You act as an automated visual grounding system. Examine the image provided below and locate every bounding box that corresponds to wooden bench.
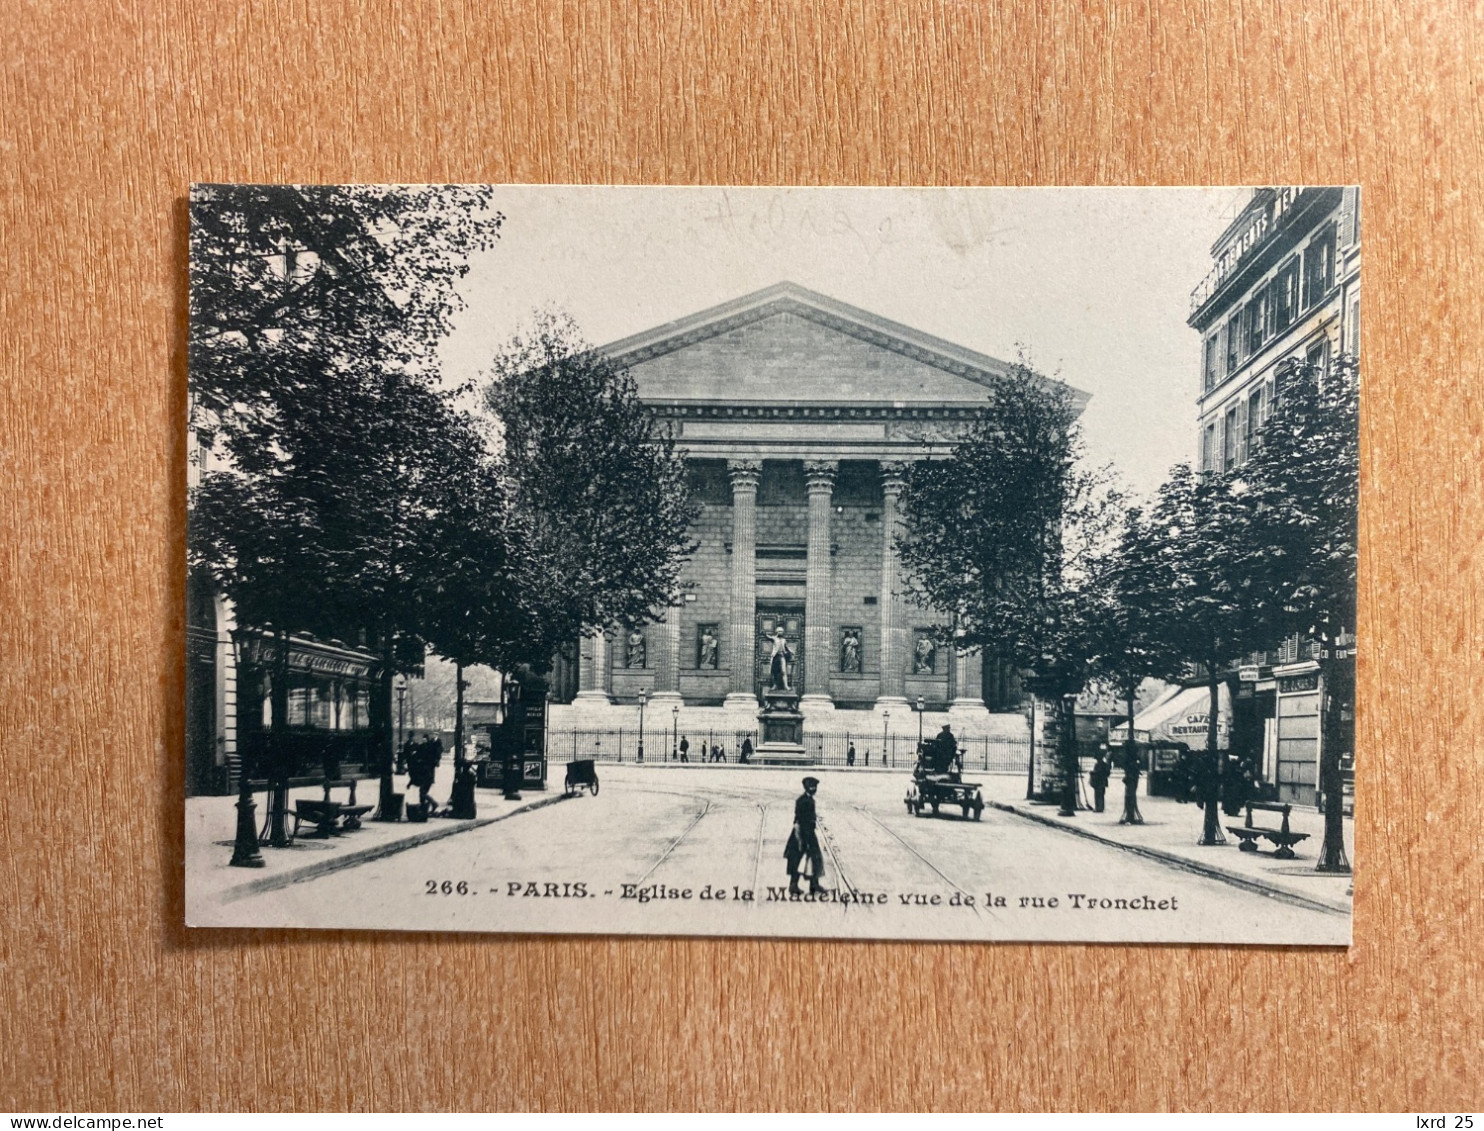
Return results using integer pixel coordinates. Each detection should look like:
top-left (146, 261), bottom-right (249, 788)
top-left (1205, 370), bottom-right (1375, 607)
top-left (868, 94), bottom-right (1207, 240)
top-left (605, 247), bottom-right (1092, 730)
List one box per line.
top-left (1227, 800), bottom-right (1311, 859)
top-left (288, 780), bottom-right (372, 839)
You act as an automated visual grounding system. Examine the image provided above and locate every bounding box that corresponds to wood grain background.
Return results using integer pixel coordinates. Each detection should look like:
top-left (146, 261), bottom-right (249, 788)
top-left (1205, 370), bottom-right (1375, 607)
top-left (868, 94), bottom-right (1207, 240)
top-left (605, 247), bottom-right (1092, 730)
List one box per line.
top-left (2, 0), bottom-right (1480, 1112)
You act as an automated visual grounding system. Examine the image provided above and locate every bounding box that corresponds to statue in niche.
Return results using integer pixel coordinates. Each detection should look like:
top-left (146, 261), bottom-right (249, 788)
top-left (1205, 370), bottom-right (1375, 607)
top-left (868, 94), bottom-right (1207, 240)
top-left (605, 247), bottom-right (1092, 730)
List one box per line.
top-left (697, 625), bottom-right (719, 669)
top-left (626, 629), bottom-right (647, 669)
top-left (839, 627), bottom-right (862, 674)
top-left (914, 633), bottom-right (937, 675)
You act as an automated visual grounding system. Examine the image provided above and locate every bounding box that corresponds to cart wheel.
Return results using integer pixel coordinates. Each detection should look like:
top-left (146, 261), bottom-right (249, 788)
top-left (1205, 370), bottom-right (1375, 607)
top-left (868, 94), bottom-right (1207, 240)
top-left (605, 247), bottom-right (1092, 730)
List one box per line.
top-left (590, 776), bottom-right (600, 797)
top-left (564, 777), bottom-right (575, 797)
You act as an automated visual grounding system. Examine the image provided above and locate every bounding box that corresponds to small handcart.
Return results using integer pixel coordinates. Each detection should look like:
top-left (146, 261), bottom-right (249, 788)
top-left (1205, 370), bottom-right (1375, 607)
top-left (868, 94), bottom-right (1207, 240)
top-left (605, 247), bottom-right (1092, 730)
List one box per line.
top-left (564, 758), bottom-right (600, 797)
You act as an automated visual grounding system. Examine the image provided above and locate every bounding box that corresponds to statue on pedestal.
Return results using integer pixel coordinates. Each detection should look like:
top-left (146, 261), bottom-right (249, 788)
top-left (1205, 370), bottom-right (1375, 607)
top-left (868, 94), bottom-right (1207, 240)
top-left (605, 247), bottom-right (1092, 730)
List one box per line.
top-left (768, 627), bottom-right (793, 691)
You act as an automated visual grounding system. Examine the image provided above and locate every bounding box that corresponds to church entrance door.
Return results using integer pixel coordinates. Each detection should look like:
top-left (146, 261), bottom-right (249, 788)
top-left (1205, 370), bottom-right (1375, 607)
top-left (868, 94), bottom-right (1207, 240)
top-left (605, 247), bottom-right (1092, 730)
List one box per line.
top-left (755, 606), bottom-right (804, 698)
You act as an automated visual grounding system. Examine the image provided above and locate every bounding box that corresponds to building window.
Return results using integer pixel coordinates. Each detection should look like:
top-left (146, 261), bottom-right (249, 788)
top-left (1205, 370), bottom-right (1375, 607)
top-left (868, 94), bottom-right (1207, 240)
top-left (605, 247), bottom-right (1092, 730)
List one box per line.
top-left (1306, 338), bottom-right (1330, 375)
top-left (1225, 315), bottom-right (1242, 374)
top-left (1247, 291), bottom-right (1268, 355)
top-left (1201, 421), bottom-right (1217, 473)
top-left (1273, 256), bottom-right (1300, 332)
top-left (1246, 385), bottom-right (1265, 454)
top-left (1303, 225), bottom-right (1337, 309)
top-left (1223, 405), bottom-right (1238, 470)
top-left (1204, 334), bottom-right (1221, 393)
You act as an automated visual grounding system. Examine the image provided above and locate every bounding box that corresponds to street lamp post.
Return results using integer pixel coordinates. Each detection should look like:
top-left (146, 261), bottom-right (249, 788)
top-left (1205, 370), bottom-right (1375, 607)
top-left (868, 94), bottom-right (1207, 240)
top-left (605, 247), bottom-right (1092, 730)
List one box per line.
top-left (228, 628), bottom-right (265, 868)
top-left (637, 689), bottom-right (647, 763)
top-left (395, 674), bottom-right (408, 755)
top-left (672, 705), bottom-right (679, 761)
top-left (916, 695), bottom-right (925, 755)
top-left (502, 675), bottom-right (523, 801)
top-left (883, 710), bottom-right (890, 768)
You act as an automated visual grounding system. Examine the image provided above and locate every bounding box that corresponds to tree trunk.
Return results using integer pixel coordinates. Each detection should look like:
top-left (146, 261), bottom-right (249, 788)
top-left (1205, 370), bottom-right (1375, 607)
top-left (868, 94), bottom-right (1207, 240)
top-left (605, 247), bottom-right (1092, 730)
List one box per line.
top-left (375, 635), bottom-right (397, 819)
top-left (1315, 656), bottom-right (1352, 873)
top-left (454, 662), bottom-right (466, 772)
top-left (1120, 684), bottom-right (1143, 825)
top-left (1198, 668), bottom-right (1226, 845)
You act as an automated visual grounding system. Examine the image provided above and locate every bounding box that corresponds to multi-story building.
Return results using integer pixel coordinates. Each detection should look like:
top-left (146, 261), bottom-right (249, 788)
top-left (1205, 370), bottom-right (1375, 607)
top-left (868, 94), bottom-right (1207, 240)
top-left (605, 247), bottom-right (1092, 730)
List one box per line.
top-left (1187, 186), bottom-right (1360, 805)
top-left (1190, 185), bottom-right (1360, 476)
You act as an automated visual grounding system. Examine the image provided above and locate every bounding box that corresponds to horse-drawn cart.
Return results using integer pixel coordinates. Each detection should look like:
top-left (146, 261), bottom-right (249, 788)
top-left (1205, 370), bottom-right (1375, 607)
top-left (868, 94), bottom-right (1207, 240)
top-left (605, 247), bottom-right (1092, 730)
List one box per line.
top-left (564, 758), bottom-right (600, 797)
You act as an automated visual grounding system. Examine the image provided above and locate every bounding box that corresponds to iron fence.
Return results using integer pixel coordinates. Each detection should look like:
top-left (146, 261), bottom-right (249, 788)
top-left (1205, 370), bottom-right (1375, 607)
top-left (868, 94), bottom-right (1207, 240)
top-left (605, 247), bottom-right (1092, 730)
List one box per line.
top-left (548, 728), bottom-right (1030, 772)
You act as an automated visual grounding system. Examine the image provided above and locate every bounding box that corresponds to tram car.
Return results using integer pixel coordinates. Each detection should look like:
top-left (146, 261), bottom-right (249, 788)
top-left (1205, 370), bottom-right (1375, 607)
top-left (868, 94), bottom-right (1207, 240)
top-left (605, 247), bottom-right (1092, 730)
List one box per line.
top-left (904, 731), bottom-right (985, 821)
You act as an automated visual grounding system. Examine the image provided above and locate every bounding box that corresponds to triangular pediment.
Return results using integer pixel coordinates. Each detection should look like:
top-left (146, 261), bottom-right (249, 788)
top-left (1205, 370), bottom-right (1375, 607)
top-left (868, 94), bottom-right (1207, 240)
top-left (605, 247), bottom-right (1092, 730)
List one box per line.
top-left (599, 283), bottom-right (1088, 409)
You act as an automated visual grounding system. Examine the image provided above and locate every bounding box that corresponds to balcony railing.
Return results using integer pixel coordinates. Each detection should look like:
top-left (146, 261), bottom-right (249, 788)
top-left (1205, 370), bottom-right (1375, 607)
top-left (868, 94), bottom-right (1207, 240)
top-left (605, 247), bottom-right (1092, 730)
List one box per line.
top-left (1189, 187), bottom-right (1304, 314)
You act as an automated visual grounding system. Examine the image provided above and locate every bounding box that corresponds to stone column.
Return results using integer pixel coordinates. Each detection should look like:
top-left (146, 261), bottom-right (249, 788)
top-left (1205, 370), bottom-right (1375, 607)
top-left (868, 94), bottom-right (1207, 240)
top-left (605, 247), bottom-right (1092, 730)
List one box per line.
top-left (724, 460), bottom-right (762, 711)
top-left (649, 608), bottom-right (684, 708)
top-left (801, 460), bottom-right (837, 712)
top-left (949, 641), bottom-right (991, 727)
top-left (574, 630), bottom-right (612, 703)
top-left (875, 462), bottom-right (911, 710)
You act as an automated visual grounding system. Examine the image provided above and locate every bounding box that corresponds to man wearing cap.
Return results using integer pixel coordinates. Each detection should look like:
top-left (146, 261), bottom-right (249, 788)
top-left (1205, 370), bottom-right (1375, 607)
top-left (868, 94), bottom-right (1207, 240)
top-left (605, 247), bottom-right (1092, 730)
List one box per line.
top-left (784, 776), bottom-right (827, 895)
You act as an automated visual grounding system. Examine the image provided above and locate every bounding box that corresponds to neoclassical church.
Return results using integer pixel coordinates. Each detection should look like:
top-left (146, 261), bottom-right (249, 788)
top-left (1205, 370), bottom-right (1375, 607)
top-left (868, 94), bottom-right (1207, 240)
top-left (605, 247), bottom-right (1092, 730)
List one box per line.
top-left (549, 283), bottom-right (1088, 741)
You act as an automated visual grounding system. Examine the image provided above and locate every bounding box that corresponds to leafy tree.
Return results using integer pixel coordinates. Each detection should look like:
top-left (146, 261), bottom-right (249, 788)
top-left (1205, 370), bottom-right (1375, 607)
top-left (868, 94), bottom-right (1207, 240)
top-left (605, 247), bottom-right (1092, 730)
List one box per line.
top-left (1091, 504), bottom-right (1186, 823)
top-left (485, 313), bottom-right (697, 660)
top-left (897, 365), bottom-right (1124, 815)
top-left (188, 184), bottom-right (501, 822)
top-left (415, 443), bottom-right (523, 773)
top-left (1141, 463), bottom-right (1264, 844)
top-left (1233, 356), bottom-right (1359, 872)
top-left (189, 183), bottom-right (499, 429)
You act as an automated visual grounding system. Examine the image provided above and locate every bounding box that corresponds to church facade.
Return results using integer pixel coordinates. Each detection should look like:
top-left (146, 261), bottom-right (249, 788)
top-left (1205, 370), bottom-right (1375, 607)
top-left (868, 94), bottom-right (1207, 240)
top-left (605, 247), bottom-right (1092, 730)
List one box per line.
top-left (550, 283), bottom-right (1088, 739)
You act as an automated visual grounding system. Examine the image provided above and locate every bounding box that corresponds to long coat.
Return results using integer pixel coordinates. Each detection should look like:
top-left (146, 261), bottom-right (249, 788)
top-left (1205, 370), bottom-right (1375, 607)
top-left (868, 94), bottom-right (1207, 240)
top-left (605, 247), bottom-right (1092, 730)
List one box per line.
top-left (783, 791), bottom-right (820, 872)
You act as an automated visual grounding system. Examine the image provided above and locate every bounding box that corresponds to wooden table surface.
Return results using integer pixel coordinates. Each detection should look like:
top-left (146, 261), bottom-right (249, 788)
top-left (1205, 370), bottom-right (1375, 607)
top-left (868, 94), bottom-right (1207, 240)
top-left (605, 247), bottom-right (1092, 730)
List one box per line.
top-left (2, 0), bottom-right (1480, 1113)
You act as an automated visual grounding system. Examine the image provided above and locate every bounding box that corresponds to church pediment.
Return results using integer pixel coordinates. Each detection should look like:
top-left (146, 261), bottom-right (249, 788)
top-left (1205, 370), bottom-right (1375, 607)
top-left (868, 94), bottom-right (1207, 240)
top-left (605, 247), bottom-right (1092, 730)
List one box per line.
top-left (601, 283), bottom-right (1088, 411)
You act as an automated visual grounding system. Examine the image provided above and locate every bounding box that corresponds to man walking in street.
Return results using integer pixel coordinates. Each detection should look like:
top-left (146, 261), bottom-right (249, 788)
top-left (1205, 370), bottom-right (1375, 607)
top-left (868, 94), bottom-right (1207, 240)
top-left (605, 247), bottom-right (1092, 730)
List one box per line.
top-left (784, 777), bottom-right (827, 895)
top-left (678, 735), bottom-right (689, 763)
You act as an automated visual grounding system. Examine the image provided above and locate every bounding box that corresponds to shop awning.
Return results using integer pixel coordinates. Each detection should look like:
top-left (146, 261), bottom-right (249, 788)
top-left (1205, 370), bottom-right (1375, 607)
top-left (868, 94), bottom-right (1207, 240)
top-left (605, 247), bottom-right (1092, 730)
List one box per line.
top-left (1112, 683), bottom-right (1231, 749)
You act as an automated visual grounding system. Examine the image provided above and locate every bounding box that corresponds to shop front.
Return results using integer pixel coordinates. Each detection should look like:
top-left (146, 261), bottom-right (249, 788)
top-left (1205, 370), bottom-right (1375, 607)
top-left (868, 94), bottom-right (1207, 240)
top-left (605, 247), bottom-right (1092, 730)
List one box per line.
top-left (235, 633), bottom-right (381, 783)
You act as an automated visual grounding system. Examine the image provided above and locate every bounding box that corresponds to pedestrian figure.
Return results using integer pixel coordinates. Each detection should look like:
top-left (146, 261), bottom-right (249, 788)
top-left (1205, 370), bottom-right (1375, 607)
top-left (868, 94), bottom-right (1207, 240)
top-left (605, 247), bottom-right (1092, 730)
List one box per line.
top-left (407, 734), bottom-right (441, 811)
top-left (678, 735), bottom-right (689, 763)
top-left (928, 724), bottom-right (959, 775)
top-left (698, 739), bottom-right (708, 763)
top-left (714, 743), bottom-right (726, 763)
top-left (784, 777), bottom-right (827, 895)
top-left (739, 736), bottom-right (753, 764)
top-left (395, 737), bottom-right (414, 776)
top-left (1090, 746), bottom-right (1111, 813)
top-left (863, 748), bottom-right (870, 767)
top-left (846, 742), bottom-right (856, 767)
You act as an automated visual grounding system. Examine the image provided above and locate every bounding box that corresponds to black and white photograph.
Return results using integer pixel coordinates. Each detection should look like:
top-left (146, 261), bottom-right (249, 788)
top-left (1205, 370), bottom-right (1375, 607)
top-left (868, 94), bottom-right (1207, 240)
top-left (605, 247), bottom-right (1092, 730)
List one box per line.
top-left (185, 185), bottom-right (1358, 944)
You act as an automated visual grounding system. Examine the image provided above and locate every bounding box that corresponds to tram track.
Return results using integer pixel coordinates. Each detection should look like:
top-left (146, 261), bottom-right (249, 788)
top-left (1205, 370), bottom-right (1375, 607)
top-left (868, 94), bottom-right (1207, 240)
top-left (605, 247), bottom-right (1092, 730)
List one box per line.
top-left (632, 798), bottom-right (712, 887)
top-left (851, 805), bottom-right (982, 915)
top-left (816, 817), bottom-right (859, 899)
top-left (750, 803), bottom-right (769, 903)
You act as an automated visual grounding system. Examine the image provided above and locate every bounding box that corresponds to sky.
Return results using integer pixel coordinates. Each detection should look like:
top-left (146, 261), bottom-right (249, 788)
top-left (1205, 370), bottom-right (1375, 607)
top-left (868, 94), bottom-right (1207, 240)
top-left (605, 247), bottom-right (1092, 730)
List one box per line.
top-left (439, 186), bottom-right (1247, 500)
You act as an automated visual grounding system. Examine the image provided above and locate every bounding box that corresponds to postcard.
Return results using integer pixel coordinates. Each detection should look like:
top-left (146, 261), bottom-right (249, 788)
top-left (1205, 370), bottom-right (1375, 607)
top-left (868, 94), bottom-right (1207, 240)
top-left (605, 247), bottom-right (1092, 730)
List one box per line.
top-left (185, 185), bottom-right (1356, 943)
